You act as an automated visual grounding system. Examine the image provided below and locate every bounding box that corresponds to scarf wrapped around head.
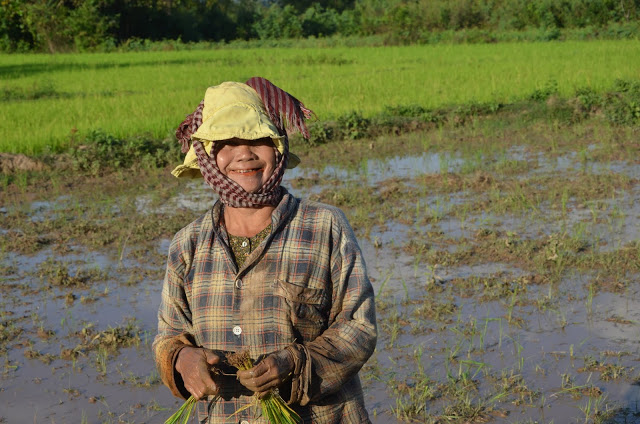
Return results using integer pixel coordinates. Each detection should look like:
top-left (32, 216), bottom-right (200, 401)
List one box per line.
top-left (174, 78), bottom-right (312, 208)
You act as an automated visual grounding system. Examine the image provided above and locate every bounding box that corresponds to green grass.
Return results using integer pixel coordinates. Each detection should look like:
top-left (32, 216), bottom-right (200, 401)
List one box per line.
top-left (1, 39), bottom-right (640, 154)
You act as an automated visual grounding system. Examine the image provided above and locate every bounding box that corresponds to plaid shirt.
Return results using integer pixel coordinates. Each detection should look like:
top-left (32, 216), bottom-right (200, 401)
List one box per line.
top-left (153, 189), bottom-right (377, 424)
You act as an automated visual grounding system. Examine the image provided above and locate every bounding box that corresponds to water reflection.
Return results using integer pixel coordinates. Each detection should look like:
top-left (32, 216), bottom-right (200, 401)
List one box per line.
top-left (287, 152), bottom-right (465, 186)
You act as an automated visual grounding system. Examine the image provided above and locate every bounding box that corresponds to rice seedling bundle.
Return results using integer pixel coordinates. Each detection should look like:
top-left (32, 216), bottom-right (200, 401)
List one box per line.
top-left (165, 395), bottom-right (197, 424)
top-left (164, 350), bottom-right (300, 424)
top-left (227, 350), bottom-right (302, 424)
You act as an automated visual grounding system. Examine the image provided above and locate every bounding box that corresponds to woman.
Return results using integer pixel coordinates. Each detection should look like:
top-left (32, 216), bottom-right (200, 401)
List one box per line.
top-left (153, 77), bottom-right (377, 423)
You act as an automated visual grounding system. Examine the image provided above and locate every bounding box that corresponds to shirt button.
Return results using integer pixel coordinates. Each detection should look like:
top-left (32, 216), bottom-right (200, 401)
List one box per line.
top-left (241, 240), bottom-right (248, 248)
top-left (235, 279), bottom-right (243, 289)
top-left (233, 326), bottom-right (242, 335)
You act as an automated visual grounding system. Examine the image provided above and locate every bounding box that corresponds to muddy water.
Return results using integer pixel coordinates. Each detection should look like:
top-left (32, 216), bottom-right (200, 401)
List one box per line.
top-left (2, 144), bottom-right (640, 423)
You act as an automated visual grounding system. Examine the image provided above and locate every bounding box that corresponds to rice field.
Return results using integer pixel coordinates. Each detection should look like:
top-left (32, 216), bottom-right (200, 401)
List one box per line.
top-left (1, 40), bottom-right (640, 154)
top-left (2, 115), bottom-right (640, 423)
top-left (2, 39), bottom-right (640, 423)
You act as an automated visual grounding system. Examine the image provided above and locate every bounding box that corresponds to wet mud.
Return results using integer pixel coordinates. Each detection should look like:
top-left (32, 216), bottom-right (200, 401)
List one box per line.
top-left (1, 120), bottom-right (640, 423)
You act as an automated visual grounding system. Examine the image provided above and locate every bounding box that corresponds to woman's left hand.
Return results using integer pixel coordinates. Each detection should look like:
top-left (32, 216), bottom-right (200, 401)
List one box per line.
top-left (237, 349), bottom-right (294, 397)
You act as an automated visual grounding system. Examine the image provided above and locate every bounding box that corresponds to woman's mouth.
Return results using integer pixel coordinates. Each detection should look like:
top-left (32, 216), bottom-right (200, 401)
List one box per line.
top-left (230, 168), bottom-right (262, 177)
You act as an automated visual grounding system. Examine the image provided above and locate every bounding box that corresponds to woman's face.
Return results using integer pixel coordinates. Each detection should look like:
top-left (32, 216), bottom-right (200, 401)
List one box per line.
top-left (214, 137), bottom-right (277, 193)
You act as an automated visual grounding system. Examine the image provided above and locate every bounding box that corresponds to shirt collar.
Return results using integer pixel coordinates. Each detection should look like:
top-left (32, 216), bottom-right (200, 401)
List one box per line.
top-left (209, 187), bottom-right (298, 235)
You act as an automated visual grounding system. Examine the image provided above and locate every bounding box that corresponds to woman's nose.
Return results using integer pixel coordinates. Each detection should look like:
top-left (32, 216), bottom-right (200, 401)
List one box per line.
top-left (235, 144), bottom-right (257, 159)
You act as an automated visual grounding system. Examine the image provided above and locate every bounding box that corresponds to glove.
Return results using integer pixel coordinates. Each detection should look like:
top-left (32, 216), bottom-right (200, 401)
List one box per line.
top-left (236, 348), bottom-right (295, 398)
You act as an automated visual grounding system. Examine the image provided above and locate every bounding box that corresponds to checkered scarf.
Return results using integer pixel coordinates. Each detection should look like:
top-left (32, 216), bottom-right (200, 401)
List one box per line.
top-left (175, 78), bottom-right (312, 208)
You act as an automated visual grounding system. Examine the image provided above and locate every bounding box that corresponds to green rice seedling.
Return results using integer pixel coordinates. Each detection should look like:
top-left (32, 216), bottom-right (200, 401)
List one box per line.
top-left (440, 393), bottom-right (488, 423)
top-left (10, 41), bottom-right (639, 154)
top-left (383, 307), bottom-right (403, 349)
top-left (165, 396), bottom-right (198, 424)
top-left (561, 187), bottom-right (570, 218)
top-left (400, 278), bottom-right (409, 303)
top-left (390, 347), bottom-right (437, 422)
top-left (599, 362), bottom-right (628, 381)
top-left (506, 290), bottom-right (518, 325)
top-left (478, 317), bottom-right (500, 352)
top-left (227, 350), bottom-right (301, 424)
top-left (585, 283), bottom-right (595, 315)
top-left (578, 393), bottom-right (617, 424)
top-left (94, 346), bottom-right (108, 375)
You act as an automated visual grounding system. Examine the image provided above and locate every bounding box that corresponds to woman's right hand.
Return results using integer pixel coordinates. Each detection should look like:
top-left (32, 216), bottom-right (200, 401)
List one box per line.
top-left (175, 346), bottom-right (224, 400)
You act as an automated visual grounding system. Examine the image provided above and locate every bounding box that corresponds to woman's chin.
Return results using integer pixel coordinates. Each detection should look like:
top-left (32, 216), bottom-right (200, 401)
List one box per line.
top-left (232, 181), bottom-right (262, 194)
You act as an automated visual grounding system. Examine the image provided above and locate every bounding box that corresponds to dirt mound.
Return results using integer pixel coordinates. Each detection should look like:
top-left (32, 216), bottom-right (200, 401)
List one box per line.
top-left (0, 153), bottom-right (46, 173)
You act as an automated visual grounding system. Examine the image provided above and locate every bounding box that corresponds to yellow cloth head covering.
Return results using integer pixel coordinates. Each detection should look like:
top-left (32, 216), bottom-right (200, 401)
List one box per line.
top-left (172, 81), bottom-right (300, 179)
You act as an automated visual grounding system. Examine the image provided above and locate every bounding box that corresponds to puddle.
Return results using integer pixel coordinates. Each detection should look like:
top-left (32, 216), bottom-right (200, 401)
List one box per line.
top-left (287, 151), bottom-right (466, 186)
top-left (136, 179), bottom-right (217, 214)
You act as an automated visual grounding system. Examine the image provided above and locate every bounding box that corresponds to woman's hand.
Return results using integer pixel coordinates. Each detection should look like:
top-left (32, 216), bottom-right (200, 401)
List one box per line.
top-left (237, 349), bottom-right (295, 397)
top-left (175, 346), bottom-right (223, 400)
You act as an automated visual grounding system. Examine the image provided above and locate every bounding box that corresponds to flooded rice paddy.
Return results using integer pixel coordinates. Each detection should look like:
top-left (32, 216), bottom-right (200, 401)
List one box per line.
top-left (1, 122), bottom-right (640, 423)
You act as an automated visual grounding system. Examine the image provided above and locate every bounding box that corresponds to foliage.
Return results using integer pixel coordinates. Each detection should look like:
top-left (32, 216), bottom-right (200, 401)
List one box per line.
top-left (300, 3), bottom-right (340, 37)
top-left (602, 79), bottom-right (640, 125)
top-left (1, 0), bottom-right (640, 52)
top-left (529, 79), bottom-right (560, 101)
top-left (354, 0), bottom-right (640, 43)
top-left (253, 4), bottom-right (303, 39)
top-left (307, 121), bottom-right (336, 145)
top-left (0, 0), bottom-right (33, 52)
top-left (382, 105), bottom-right (442, 123)
top-left (574, 87), bottom-right (602, 117)
top-left (338, 111), bottom-right (370, 139)
top-left (65, 0), bottom-right (118, 52)
top-left (253, 3), bottom-right (357, 39)
top-left (71, 130), bottom-right (180, 175)
top-left (18, 0), bottom-right (116, 53)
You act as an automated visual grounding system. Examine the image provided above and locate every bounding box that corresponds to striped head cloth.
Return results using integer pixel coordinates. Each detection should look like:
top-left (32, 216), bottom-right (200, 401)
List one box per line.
top-left (174, 78), bottom-right (312, 208)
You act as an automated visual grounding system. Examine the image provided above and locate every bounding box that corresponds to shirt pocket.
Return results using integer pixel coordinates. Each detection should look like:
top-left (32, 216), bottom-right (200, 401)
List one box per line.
top-left (274, 279), bottom-right (327, 341)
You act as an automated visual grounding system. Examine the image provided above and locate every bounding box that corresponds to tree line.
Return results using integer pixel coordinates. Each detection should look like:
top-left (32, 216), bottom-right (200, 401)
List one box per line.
top-left (1, 0), bottom-right (639, 53)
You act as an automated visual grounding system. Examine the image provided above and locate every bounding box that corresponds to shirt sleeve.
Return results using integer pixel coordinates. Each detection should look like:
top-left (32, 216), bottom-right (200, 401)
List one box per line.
top-left (152, 228), bottom-right (197, 399)
top-left (291, 209), bottom-right (378, 405)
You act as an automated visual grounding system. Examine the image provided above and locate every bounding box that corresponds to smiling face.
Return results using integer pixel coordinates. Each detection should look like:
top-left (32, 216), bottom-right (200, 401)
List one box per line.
top-left (214, 137), bottom-right (277, 193)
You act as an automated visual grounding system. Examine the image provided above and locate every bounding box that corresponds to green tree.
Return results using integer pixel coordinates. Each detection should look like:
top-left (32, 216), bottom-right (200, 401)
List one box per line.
top-left (274, 0), bottom-right (354, 13)
top-left (300, 3), bottom-right (339, 36)
top-left (21, 0), bottom-right (70, 52)
top-left (19, 0), bottom-right (116, 52)
top-left (253, 4), bottom-right (303, 39)
top-left (66, 0), bottom-right (117, 51)
top-left (0, 0), bottom-right (34, 51)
